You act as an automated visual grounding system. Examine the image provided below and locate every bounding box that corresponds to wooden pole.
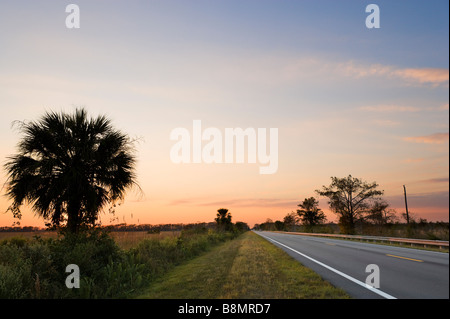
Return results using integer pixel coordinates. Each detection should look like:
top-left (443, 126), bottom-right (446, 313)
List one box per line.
top-left (403, 185), bottom-right (410, 224)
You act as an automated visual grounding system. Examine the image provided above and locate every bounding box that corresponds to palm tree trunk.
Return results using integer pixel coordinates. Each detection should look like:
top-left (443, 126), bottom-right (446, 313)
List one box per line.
top-left (67, 200), bottom-right (81, 233)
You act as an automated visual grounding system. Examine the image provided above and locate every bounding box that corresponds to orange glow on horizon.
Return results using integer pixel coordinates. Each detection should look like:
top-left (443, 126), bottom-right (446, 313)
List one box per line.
top-left (1, 195), bottom-right (448, 229)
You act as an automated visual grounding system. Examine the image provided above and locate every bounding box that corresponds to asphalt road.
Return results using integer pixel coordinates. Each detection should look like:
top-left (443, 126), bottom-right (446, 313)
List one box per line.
top-left (255, 231), bottom-right (449, 299)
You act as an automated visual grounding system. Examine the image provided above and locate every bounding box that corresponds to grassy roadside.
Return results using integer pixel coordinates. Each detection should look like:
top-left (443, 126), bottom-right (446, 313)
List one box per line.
top-left (137, 231), bottom-right (350, 299)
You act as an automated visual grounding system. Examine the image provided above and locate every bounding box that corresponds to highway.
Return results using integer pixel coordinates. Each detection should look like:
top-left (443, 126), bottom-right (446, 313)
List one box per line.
top-left (255, 231), bottom-right (449, 299)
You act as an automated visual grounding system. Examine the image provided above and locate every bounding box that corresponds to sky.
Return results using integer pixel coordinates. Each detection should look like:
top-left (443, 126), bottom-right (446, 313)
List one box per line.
top-left (0, 0), bottom-right (448, 228)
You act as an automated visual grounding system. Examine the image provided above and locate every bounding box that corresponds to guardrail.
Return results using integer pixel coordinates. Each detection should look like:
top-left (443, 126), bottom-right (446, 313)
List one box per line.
top-left (276, 231), bottom-right (449, 250)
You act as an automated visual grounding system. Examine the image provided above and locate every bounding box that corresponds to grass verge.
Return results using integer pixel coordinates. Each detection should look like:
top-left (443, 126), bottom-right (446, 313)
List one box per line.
top-left (137, 231), bottom-right (350, 299)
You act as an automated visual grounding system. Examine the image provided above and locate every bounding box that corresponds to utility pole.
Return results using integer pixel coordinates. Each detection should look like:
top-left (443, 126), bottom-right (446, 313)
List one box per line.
top-left (403, 185), bottom-right (410, 225)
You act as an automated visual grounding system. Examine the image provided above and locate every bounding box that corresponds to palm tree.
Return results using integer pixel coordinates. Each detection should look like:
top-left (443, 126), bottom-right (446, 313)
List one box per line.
top-left (215, 208), bottom-right (232, 230)
top-left (4, 108), bottom-right (139, 233)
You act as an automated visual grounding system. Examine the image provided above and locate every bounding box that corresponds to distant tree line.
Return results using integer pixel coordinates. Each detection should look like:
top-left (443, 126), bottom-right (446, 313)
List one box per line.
top-left (255, 175), bottom-right (446, 236)
top-left (0, 226), bottom-right (43, 232)
top-left (0, 209), bottom-right (250, 234)
top-left (1, 208), bottom-right (251, 234)
top-left (104, 222), bottom-right (217, 233)
top-left (0, 220), bottom-right (249, 234)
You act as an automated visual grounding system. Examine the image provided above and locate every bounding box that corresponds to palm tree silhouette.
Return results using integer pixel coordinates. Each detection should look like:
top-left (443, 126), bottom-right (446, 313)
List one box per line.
top-left (4, 108), bottom-right (139, 233)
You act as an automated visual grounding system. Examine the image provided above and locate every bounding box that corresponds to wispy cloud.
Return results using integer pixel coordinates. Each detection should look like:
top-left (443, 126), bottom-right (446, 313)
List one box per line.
top-left (359, 105), bottom-right (422, 113)
top-left (358, 103), bottom-right (450, 119)
top-left (403, 158), bottom-right (425, 164)
top-left (169, 197), bottom-right (299, 209)
top-left (421, 177), bottom-right (449, 184)
top-left (393, 68), bottom-right (449, 86)
top-left (372, 119), bottom-right (401, 127)
top-left (200, 198), bottom-right (299, 208)
top-left (385, 191), bottom-right (449, 209)
top-left (337, 61), bottom-right (448, 87)
top-left (439, 103), bottom-right (449, 111)
top-left (208, 56), bottom-right (449, 89)
top-left (404, 133), bottom-right (449, 144)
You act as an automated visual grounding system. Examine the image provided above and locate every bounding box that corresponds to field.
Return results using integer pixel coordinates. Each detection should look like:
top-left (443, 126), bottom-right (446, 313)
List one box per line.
top-left (109, 231), bottom-right (181, 249)
top-left (0, 231), bottom-right (58, 241)
top-left (0, 230), bottom-right (181, 250)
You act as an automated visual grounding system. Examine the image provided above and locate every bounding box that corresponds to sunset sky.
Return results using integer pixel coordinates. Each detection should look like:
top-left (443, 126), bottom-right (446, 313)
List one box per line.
top-left (0, 0), bottom-right (448, 228)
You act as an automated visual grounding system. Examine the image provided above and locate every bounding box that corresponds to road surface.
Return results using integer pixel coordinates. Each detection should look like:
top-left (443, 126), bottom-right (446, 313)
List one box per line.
top-left (255, 231), bottom-right (449, 299)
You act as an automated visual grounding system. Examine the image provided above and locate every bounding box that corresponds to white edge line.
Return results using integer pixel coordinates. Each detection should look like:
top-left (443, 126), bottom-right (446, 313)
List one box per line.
top-left (257, 232), bottom-right (397, 299)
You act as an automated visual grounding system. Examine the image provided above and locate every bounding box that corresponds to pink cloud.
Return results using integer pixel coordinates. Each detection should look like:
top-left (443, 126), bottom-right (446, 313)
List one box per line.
top-left (338, 61), bottom-right (448, 87)
top-left (403, 158), bottom-right (425, 164)
top-left (404, 133), bottom-right (449, 144)
top-left (360, 105), bottom-right (421, 113)
top-left (439, 103), bottom-right (449, 111)
top-left (394, 68), bottom-right (449, 86)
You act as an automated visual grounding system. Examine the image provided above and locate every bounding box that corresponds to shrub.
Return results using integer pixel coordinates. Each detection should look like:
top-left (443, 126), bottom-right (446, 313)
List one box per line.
top-left (0, 244), bottom-right (33, 298)
top-left (0, 228), bottom-right (242, 298)
top-left (49, 229), bottom-right (121, 276)
top-left (0, 264), bottom-right (32, 298)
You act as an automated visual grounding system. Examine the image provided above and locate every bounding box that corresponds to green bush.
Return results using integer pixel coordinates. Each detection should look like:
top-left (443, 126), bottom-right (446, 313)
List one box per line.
top-left (48, 229), bottom-right (123, 298)
top-left (0, 240), bottom-right (56, 298)
top-left (1, 236), bottom-right (28, 247)
top-left (0, 229), bottom-right (124, 298)
top-left (0, 228), bottom-right (243, 298)
top-left (98, 254), bottom-right (146, 298)
top-left (0, 264), bottom-right (32, 298)
top-left (50, 229), bottom-right (121, 273)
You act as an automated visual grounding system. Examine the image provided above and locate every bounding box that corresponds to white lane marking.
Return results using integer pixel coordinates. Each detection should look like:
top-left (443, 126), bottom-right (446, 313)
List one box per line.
top-left (257, 232), bottom-right (397, 299)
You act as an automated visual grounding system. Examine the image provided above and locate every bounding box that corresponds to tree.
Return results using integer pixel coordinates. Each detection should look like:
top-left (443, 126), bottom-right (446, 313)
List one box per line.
top-left (258, 218), bottom-right (275, 231)
top-left (234, 221), bottom-right (250, 232)
top-left (365, 199), bottom-right (397, 225)
top-left (316, 175), bottom-right (383, 234)
top-left (215, 208), bottom-right (232, 230)
top-left (283, 211), bottom-right (299, 231)
top-left (4, 108), bottom-right (139, 233)
top-left (296, 197), bottom-right (326, 228)
top-left (274, 220), bottom-right (285, 231)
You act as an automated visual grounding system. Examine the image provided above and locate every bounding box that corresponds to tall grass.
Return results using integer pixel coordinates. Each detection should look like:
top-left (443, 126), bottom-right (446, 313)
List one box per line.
top-left (0, 227), bottom-right (241, 298)
top-left (110, 230), bottom-right (180, 250)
